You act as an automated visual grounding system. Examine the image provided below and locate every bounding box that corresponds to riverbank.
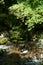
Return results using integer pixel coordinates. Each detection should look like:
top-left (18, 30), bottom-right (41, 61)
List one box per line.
top-left (0, 42), bottom-right (43, 65)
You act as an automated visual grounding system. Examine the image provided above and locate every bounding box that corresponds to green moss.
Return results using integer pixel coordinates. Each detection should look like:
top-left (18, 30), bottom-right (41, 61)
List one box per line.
top-left (0, 38), bottom-right (8, 45)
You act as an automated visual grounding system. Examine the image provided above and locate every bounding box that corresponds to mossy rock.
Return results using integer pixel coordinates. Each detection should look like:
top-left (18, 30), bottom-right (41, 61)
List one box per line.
top-left (0, 38), bottom-right (8, 45)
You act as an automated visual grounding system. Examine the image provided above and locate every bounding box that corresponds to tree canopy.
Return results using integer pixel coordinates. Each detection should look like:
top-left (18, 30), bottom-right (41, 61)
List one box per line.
top-left (0, 0), bottom-right (43, 43)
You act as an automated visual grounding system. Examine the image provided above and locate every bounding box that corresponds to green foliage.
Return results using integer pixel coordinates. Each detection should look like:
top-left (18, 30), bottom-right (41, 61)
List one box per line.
top-left (0, 0), bottom-right (4, 4)
top-left (41, 63), bottom-right (43, 65)
top-left (0, 0), bottom-right (43, 43)
top-left (9, 30), bottom-right (23, 43)
top-left (9, 2), bottom-right (43, 31)
top-left (0, 38), bottom-right (8, 44)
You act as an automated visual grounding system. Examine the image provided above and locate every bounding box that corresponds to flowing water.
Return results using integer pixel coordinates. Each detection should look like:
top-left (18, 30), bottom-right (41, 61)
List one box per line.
top-left (21, 58), bottom-right (41, 65)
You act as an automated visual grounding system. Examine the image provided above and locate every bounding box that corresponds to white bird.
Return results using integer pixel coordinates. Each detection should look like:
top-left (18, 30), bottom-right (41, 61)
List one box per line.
top-left (21, 50), bottom-right (28, 54)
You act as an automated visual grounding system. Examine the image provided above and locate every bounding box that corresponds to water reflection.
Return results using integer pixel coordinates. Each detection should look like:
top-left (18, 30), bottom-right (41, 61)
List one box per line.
top-left (21, 57), bottom-right (41, 65)
top-left (32, 56), bottom-right (41, 62)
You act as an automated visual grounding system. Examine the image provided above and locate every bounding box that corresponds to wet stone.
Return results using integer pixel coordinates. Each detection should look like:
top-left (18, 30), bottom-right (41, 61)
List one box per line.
top-left (21, 58), bottom-right (41, 65)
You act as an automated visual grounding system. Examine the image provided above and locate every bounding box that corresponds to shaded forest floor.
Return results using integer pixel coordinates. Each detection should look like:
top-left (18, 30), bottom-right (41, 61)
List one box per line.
top-left (0, 30), bottom-right (43, 65)
top-left (1, 43), bottom-right (43, 65)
